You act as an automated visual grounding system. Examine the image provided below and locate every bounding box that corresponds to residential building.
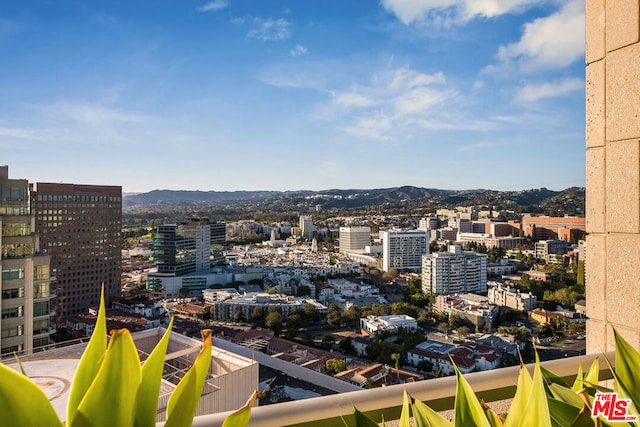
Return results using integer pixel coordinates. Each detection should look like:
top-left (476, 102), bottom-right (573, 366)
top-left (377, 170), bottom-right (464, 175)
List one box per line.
top-left (487, 282), bottom-right (537, 311)
top-left (381, 229), bottom-right (429, 272)
top-left (339, 226), bottom-right (371, 253)
top-left (421, 246), bottom-right (487, 294)
top-left (202, 288), bottom-right (240, 303)
top-left (299, 215), bottom-right (314, 241)
top-left (434, 294), bottom-right (497, 332)
top-left (30, 181), bottom-right (121, 318)
top-left (0, 166), bottom-right (55, 356)
top-left (407, 340), bottom-right (503, 375)
top-left (209, 293), bottom-right (326, 322)
top-left (535, 239), bottom-right (569, 263)
top-left (359, 314), bottom-right (417, 336)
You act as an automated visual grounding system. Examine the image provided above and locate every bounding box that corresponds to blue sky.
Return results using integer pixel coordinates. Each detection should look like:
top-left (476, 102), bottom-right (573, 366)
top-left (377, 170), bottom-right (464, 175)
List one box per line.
top-left (1, 0), bottom-right (585, 193)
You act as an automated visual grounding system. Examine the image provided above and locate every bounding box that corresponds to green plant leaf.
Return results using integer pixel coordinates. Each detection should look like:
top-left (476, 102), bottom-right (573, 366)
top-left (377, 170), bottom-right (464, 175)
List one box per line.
top-left (453, 364), bottom-right (491, 427)
top-left (547, 397), bottom-right (581, 427)
top-left (164, 329), bottom-right (213, 427)
top-left (73, 329), bottom-right (142, 427)
top-left (548, 383), bottom-right (584, 408)
top-left (505, 355), bottom-right (552, 427)
top-left (612, 329), bottom-right (640, 416)
top-left (399, 389), bottom-right (411, 427)
top-left (0, 362), bottom-right (63, 427)
top-left (67, 285), bottom-right (108, 426)
top-left (541, 366), bottom-right (570, 389)
top-left (135, 316), bottom-right (174, 427)
top-left (572, 360), bottom-right (584, 392)
top-left (481, 400), bottom-right (504, 427)
top-left (411, 393), bottom-right (453, 427)
top-left (503, 364), bottom-right (532, 427)
top-left (348, 406), bottom-right (380, 427)
top-left (583, 359), bottom-right (599, 393)
top-left (221, 389), bottom-right (265, 427)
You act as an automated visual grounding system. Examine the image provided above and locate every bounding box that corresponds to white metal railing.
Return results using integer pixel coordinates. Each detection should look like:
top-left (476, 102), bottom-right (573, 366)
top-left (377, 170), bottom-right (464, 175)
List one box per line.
top-left (175, 352), bottom-right (614, 427)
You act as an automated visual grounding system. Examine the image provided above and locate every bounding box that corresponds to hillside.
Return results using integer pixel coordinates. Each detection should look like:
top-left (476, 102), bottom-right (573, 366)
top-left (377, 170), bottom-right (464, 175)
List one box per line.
top-left (123, 186), bottom-right (585, 220)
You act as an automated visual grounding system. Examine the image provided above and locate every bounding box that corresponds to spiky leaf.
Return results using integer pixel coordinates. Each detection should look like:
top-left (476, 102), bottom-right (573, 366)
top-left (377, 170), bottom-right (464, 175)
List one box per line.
top-left (453, 365), bottom-right (491, 427)
top-left (481, 400), bottom-right (504, 427)
top-left (135, 316), bottom-right (174, 427)
top-left (67, 285), bottom-right (107, 426)
top-left (572, 360), bottom-right (584, 392)
top-left (411, 393), bottom-right (453, 427)
top-left (222, 389), bottom-right (265, 427)
top-left (612, 329), bottom-right (640, 415)
top-left (74, 329), bottom-right (142, 427)
top-left (503, 364), bottom-right (532, 427)
top-left (0, 362), bottom-right (63, 427)
top-left (164, 329), bottom-right (213, 427)
top-left (349, 406), bottom-right (380, 427)
top-left (398, 389), bottom-right (411, 427)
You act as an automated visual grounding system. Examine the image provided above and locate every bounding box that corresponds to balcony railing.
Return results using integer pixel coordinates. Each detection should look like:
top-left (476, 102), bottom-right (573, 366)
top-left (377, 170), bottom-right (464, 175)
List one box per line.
top-left (178, 352), bottom-right (614, 427)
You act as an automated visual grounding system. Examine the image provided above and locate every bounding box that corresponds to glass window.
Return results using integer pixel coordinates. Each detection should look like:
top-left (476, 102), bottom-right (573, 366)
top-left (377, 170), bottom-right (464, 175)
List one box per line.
top-left (33, 283), bottom-right (50, 299)
top-left (33, 265), bottom-right (50, 280)
top-left (1, 325), bottom-right (23, 338)
top-left (2, 268), bottom-right (25, 280)
top-left (1, 288), bottom-right (24, 299)
top-left (1, 306), bottom-right (23, 319)
top-left (33, 301), bottom-right (50, 317)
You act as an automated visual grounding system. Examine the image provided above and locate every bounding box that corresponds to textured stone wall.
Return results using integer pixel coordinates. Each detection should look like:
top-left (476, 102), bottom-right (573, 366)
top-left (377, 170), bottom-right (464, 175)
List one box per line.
top-left (586, 0), bottom-right (640, 353)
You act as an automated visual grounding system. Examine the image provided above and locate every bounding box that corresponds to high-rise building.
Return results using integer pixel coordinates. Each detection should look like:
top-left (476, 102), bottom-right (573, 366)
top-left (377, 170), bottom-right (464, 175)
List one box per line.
top-left (422, 245), bottom-right (487, 294)
top-left (30, 182), bottom-right (122, 319)
top-left (148, 218), bottom-right (226, 295)
top-left (339, 226), bottom-right (371, 253)
top-left (299, 215), bottom-right (315, 241)
top-left (1, 166), bottom-right (55, 356)
top-left (299, 215), bottom-right (314, 240)
top-left (381, 229), bottom-right (430, 272)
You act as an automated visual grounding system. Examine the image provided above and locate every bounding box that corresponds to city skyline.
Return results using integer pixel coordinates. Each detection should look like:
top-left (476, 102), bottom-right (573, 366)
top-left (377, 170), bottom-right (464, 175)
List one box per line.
top-left (2, 1), bottom-right (585, 193)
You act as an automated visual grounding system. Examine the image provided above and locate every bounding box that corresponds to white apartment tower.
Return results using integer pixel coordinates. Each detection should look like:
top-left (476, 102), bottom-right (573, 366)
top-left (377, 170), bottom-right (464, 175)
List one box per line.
top-left (339, 226), bottom-right (371, 253)
top-left (299, 215), bottom-right (314, 241)
top-left (381, 229), bottom-right (430, 272)
top-left (422, 245), bottom-right (487, 294)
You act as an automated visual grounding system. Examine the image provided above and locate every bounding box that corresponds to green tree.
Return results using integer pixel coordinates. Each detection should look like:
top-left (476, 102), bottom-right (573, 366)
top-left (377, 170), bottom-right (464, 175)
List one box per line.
top-left (391, 302), bottom-right (419, 318)
top-left (327, 310), bottom-right (342, 326)
top-left (265, 311), bottom-right (284, 335)
top-left (286, 313), bottom-right (305, 331)
top-left (325, 358), bottom-right (346, 375)
top-left (341, 306), bottom-right (360, 326)
top-left (250, 307), bottom-right (264, 325)
top-left (233, 310), bottom-right (246, 323)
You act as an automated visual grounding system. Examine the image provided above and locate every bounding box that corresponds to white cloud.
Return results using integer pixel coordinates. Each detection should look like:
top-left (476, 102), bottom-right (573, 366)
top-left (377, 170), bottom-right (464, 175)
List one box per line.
top-left (380, 0), bottom-right (543, 26)
top-left (497, 0), bottom-right (585, 70)
top-left (198, 0), bottom-right (228, 12)
top-left (333, 92), bottom-right (376, 107)
top-left (514, 78), bottom-right (584, 103)
top-left (290, 44), bottom-right (308, 57)
top-left (247, 18), bottom-right (290, 41)
top-left (328, 67), bottom-right (462, 140)
top-left (0, 127), bottom-right (42, 140)
top-left (53, 102), bottom-right (148, 125)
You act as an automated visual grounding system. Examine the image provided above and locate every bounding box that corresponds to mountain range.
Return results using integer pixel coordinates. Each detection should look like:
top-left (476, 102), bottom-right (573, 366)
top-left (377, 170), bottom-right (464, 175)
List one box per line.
top-left (123, 186), bottom-right (585, 215)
